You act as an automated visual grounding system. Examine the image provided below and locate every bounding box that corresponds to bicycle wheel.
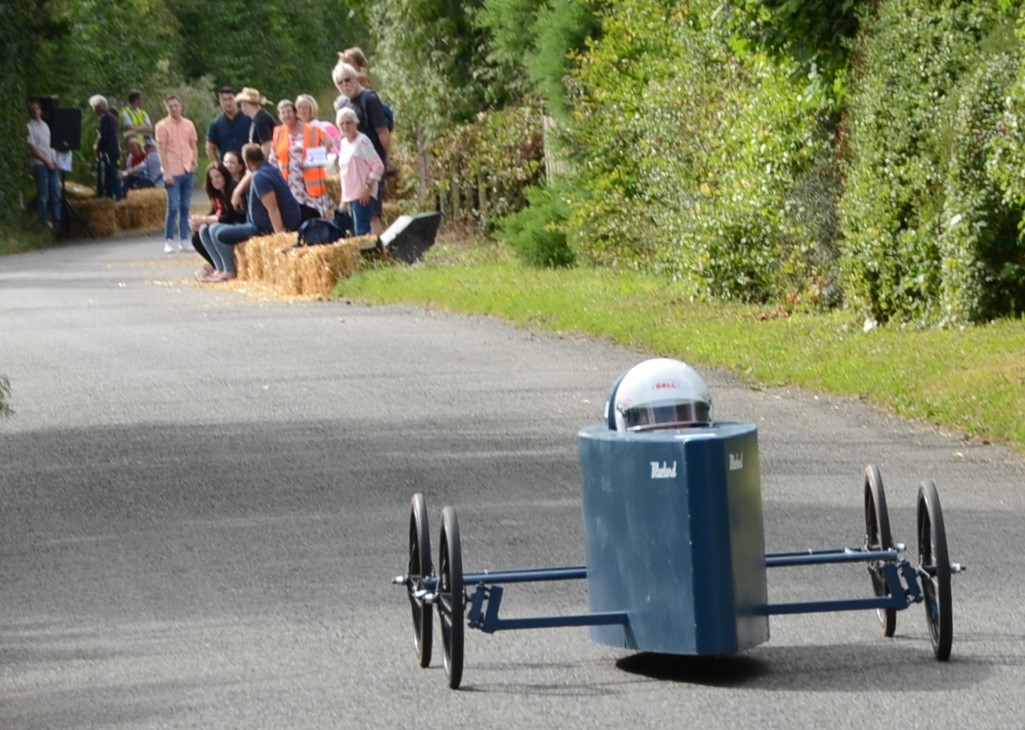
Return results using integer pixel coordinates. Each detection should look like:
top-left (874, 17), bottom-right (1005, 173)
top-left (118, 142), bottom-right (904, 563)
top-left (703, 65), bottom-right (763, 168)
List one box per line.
top-left (408, 493), bottom-right (433, 668)
top-left (917, 481), bottom-right (952, 661)
top-left (438, 506), bottom-right (464, 689)
top-left (864, 464), bottom-right (897, 637)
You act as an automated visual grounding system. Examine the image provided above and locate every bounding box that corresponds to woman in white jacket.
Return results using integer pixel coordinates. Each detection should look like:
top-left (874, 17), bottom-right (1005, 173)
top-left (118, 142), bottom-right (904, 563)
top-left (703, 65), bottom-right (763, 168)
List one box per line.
top-left (335, 107), bottom-right (384, 236)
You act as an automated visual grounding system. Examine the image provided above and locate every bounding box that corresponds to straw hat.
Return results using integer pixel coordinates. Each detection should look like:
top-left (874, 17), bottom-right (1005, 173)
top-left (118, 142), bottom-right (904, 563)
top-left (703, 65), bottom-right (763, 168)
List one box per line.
top-left (235, 87), bottom-right (268, 105)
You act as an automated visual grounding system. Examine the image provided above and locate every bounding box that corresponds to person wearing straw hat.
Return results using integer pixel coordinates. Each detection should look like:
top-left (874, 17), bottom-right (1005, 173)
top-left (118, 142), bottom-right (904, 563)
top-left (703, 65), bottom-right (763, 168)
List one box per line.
top-left (235, 87), bottom-right (275, 157)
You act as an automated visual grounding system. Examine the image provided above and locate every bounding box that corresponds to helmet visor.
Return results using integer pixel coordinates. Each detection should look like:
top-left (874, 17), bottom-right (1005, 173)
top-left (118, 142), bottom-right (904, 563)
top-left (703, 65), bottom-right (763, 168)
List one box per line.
top-left (622, 401), bottom-right (711, 431)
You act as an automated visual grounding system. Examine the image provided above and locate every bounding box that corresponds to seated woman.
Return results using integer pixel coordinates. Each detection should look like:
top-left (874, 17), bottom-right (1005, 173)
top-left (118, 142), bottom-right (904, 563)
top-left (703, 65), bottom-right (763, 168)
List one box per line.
top-left (222, 149), bottom-right (245, 185)
top-left (269, 99), bottom-right (336, 221)
top-left (121, 138), bottom-right (163, 190)
top-left (335, 107), bottom-right (384, 236)
top-left (189, 163), bottom-right (244, 280)
top-left (122, 134), bottom-right (146, 170)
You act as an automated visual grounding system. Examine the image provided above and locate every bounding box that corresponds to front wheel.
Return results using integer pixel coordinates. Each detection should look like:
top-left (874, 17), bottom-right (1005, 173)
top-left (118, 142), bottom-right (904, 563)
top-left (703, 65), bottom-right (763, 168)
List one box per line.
top-left (917, 481), bottom-right (952, 661)
top-left (864, 465), bottom-right (897, 637)
top-left (438, 506), bottom-right (464, 689)
top-left (408, 493), bottom-right (433, 668)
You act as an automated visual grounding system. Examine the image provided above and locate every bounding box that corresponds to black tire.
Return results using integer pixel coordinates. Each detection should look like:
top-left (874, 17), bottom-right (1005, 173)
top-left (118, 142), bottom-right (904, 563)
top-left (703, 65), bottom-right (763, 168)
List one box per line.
top-left (408, 493), bottom-right (433, 668)
top-left (917, 481), bottom-right (953, 661)
top-left (864, 465), bottom-right (897, 637)
top-left (438, 506), bottom-right (465, 690)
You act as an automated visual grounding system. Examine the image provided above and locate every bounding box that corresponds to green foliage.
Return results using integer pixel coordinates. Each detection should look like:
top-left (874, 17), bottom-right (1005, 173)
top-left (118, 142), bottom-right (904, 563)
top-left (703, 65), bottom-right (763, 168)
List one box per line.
top-left (839, 0), bottom-right (1020, 324)
top-left (24, 0), bottom-right (179, 104)
top-left (731, 0), bottom-right (866, 84)
top-left (0, 0), bottom-right (37, 220)
top-left (427, 105), bottom-right (546, 233)
top-left (564, 0), bottom-right (839, 304)
top-left (370, 0), bottom-right (492, 148)
top-left (477, 0), bottom-right (603, 120)
top-left (497, 184), bottom-right (575, 267)
top-left (939, 48), bottom-right (1024, 322)
top-left (169, 0), bottom-right (364, 103)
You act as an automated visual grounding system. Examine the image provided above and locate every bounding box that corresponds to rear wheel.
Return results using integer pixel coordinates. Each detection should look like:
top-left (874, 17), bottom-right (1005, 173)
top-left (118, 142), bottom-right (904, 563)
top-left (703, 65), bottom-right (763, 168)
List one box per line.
top-left (408, 493), bottom-right (433, 668)
top-left (864, 465), bottom-right (897, 637)
top-left (438, 506), bottom-right (464, 689)
top-left (917, 481), bottom-right (952, 661)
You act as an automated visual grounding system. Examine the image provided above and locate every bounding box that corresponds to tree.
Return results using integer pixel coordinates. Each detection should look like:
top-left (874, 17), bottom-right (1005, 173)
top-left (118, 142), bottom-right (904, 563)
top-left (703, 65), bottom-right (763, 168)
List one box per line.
top-left (476, 0), bottom-right (603, 120)
top-left (168, 0), bottom-right (367, 102)
top-left (0, 0), bottom-right (45, 220)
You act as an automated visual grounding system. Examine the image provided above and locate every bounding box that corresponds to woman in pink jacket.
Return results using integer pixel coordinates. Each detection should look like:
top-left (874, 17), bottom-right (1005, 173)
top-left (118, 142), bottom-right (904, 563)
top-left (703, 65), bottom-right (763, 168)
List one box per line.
top-left (335, 107), bottom-right (384, 236)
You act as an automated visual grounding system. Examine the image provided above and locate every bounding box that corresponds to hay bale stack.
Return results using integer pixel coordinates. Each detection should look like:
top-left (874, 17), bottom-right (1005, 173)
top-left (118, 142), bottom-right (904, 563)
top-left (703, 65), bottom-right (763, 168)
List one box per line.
top-left (235, 232), bottom-right (290, 283)
top-left (64, 182), bottom-right (96, 200)
top-left (292, 239), bottom-right (362, 295)
top-left (325, 175), bottom-right (340, 203)
top-left (235, 232), bottom-right (363, 297)
top-left (72, 197), bottom-right (118, 237)
top-left (117, 188), bottom-right (166, 231)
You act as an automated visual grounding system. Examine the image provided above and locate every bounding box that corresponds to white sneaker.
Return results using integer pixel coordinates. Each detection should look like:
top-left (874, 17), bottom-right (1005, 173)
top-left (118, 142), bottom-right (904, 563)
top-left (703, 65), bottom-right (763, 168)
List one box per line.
top-left (178, 240), bottom-right (192, 252)
top-left (163, 240), bottom-right (175, 254)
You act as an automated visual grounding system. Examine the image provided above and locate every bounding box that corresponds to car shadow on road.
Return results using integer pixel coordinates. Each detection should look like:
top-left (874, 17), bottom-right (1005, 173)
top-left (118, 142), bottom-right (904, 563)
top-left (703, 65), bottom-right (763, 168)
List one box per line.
top-left (616, 639), bottom-right (991, 691)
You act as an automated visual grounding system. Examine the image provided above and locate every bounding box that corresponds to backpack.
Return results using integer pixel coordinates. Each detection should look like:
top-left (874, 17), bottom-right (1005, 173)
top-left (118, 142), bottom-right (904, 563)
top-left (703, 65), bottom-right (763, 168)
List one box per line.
top-left (382, 101), bottom-right (394, 132)
top-left (295, 217), bottom-right (346, 247)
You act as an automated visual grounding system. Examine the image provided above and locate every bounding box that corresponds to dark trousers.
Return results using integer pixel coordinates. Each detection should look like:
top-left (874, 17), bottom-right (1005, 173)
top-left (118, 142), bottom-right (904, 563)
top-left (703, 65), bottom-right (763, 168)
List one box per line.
top-left (97, 154), bottom-right (123, 200)
top-left (192, 231), bottom-right (214, 267)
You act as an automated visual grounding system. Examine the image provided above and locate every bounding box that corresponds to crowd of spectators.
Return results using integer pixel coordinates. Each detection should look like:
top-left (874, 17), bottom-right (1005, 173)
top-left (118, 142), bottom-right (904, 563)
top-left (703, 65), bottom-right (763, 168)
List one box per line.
top-left (29, 47), bottom-right (389, 274)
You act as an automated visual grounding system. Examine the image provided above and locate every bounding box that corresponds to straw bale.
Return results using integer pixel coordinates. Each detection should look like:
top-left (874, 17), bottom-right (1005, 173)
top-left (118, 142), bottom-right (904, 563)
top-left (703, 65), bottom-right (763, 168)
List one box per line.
top-left (235, 232), bottom-right (292, 286)
top-left (72, 197), bottom-right (118, 237)
top-left (291, 239), bottom-right (362, 296)
top-left (234, 232), bottom-right (363, 297)
top-left (116, 188), bottom-right (165, 231)
top-left (64, 182), bottom-right (96, 199)
top-left (325, 175), bottom-right (340, 203)
top-left (272, 250), bottom-right (303, 295)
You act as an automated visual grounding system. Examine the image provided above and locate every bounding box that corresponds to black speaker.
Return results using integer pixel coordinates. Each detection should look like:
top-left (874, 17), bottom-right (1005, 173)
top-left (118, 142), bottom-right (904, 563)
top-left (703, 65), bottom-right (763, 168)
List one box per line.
top-left (51, 108), bottom-right (82, 152)
top-left (379, 211), bottom-right (442, 264)
top-left (29, 95), bottom-right (58, 125)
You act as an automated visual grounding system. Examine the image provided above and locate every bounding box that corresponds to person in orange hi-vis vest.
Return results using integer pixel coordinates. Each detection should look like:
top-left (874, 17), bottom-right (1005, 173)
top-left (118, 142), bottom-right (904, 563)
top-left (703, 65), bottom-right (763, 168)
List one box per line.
top-left (268, 99), bottom-right (335, 221)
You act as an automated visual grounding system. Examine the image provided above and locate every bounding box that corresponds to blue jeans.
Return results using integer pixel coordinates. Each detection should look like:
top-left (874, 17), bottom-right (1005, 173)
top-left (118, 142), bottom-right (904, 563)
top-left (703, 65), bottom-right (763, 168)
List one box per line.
top-left (204, 221), bottom-right (258, 274)
top-left (163, 172), bottom-right (194, 241)
top-left (32, 164), bottom-right (62, 225)
top-left (350, 196), bottom-right (381, 236)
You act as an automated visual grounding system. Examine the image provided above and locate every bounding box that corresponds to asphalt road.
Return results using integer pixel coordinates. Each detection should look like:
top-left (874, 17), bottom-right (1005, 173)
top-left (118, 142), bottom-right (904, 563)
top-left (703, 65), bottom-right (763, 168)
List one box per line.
top-left (2, 233), bottom-right (1025, 729)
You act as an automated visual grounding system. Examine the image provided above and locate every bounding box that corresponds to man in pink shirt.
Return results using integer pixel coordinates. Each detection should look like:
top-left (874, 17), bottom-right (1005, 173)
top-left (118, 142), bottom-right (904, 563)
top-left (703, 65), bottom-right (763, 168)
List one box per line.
top-left (155, 95), bottom-right (199, 254)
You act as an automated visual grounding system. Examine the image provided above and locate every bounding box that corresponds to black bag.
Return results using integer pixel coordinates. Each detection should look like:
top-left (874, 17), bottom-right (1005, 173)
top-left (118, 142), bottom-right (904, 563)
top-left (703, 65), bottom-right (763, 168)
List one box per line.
top-left (295, 217), bottom-right (346, 247)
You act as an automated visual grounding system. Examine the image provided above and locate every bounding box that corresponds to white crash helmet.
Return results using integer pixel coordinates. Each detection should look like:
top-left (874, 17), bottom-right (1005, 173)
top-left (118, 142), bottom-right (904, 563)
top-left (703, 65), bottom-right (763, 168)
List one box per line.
top-left (606, 358), bottom-right (712, 432)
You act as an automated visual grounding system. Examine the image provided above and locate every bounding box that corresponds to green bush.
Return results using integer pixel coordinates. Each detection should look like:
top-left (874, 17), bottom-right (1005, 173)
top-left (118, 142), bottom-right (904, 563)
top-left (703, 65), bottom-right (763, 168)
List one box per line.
top-left (939, 48), bottom-right (1023, 322)
top-left (839, 0), bottom-right (1019, 325)
top-left (0, 1), bottom-right (32, 221)
top-left (426, 105), bottom-right (545, 233)
top-left (564, 0), bottom-right (839, 304)
top-left (497, 184), bottom-right (575, 267)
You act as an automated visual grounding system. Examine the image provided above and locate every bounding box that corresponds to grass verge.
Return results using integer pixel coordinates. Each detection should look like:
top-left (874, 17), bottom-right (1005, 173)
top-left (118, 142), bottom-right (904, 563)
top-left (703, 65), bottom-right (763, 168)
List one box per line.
top-left (0, 219), bottom-right (52, 256)
top-left (336, 240), bottom-right (1025, 454)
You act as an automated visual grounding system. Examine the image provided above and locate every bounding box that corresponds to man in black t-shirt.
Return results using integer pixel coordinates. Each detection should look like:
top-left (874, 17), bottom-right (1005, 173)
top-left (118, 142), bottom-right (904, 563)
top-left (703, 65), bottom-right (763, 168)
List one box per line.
top-left (234, 87), bottom-right (275, 157)
top-left (206, 86), bottom-right (252, 163)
